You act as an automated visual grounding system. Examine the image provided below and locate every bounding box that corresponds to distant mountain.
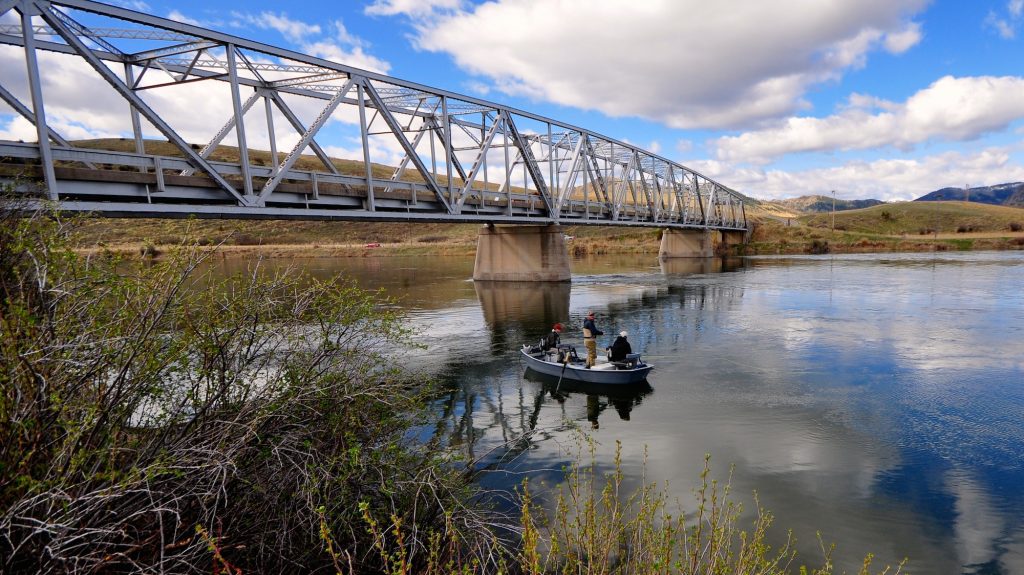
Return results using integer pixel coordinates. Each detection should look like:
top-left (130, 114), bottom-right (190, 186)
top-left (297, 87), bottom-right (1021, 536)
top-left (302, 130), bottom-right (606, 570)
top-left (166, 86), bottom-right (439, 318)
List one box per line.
top-left (1005, 186), bottom-right (1024, 207)
top-left (772, 195), bottom-right (884, 213)
top-left (915, 182), bottom-right (1024, 206)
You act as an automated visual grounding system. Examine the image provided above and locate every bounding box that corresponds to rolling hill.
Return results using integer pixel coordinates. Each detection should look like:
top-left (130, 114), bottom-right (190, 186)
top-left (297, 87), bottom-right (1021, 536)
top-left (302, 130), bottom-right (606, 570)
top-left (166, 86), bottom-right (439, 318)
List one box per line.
top-left (771, 195), bottom-right (884, 213)
top-left (915, 182), bottom-right (1024, 206)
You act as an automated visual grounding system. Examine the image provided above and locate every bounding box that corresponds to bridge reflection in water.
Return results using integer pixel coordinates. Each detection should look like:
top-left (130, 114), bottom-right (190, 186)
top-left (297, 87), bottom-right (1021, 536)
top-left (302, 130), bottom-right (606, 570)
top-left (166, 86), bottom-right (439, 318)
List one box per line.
top-left (474, 280), bottom-right (570, 333)
top-left (660, 256), bottom-right (736, 276)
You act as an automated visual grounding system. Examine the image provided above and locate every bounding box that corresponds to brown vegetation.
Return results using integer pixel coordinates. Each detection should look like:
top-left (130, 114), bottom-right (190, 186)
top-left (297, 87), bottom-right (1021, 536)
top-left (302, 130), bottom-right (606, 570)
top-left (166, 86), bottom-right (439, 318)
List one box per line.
top-left (740, 201), bottom-right (1024, 255)
top-left (1, 201), bottom-right (500, 572)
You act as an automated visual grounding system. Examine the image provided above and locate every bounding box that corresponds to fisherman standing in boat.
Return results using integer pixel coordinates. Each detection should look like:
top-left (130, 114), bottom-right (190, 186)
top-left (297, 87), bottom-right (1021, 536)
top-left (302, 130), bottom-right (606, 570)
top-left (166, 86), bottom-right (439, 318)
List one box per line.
top-left (582, 311), bottom-right (603, 368)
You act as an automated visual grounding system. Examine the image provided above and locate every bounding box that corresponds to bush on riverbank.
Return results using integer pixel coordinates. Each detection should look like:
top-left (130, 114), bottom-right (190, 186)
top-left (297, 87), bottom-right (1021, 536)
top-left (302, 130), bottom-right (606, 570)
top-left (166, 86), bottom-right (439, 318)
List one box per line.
top-left (0, 199), bottom-right (498, 572)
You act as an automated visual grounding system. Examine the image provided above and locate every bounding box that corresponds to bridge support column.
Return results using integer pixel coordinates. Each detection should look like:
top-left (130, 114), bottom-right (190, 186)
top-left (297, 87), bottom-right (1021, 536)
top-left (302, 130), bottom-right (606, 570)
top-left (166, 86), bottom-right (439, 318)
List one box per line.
top-left (720, 230), bottom-right (748, 247)
top-left (659, 229), bottom-right (713, 258)
top-left (473, 224), bottom-right (571, 282)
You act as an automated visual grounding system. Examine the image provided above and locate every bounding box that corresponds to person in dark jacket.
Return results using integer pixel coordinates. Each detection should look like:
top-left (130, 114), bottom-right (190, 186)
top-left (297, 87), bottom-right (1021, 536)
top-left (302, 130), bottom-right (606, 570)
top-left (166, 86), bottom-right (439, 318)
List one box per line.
top-left (582, 312), bottom-right (603, 367)
top-left (609, 331), bottom-right (632, 362)
top-left (542, 323), bottom-right (563, 351)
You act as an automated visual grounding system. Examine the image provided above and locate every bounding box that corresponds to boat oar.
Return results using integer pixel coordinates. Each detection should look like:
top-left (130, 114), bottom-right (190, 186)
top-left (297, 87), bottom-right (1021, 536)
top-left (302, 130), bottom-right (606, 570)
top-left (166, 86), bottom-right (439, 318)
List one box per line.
top-left (555, 352), bottom-right (569, 393)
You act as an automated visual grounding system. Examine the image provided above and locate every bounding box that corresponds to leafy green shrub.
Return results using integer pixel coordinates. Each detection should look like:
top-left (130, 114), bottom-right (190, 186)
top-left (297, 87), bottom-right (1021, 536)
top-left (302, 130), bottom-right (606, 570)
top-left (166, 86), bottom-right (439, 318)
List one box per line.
top-left (0, 200), bottom-right (495, 572)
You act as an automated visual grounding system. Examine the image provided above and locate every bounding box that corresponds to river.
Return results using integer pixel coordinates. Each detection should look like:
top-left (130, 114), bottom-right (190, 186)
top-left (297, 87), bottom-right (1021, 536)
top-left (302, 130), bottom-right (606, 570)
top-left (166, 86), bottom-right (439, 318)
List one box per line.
top-left (215, 250), bottom-right (1024, 574)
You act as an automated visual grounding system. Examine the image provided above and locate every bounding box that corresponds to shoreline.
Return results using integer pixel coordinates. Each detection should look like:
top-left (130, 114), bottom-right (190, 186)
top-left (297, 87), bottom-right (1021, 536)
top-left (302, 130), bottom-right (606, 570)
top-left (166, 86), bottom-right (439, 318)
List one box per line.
top-left (77, 231), bottom-right (1024, 260)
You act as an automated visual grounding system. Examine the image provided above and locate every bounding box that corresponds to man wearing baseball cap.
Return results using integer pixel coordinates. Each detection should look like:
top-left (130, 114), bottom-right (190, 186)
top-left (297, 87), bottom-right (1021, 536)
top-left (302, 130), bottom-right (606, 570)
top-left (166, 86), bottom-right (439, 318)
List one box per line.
top-left (582, 311), bottom-right (603, 368)
top-left (542, 322), bottom-right (563, 351)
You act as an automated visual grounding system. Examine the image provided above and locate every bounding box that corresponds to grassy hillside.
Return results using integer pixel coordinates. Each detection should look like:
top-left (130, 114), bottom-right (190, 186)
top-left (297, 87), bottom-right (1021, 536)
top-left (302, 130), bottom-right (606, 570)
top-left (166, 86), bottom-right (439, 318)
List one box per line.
top-left (802, 200), bottom-right (1024, 235)
top-left (767, 194), bottom-right (883, 213)
top-left (72, 138), bottom-right (447, 185)
top-left (742, 201), bottom-right (1024, 255)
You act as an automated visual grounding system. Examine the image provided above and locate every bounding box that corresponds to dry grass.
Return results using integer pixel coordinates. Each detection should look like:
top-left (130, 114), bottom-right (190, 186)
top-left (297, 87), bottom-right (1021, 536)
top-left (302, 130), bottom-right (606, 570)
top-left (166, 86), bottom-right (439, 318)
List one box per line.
top-left (801, 200), bottom-right (1024, 235)
top-left (73, 217), bottom-right (481, 253)
top-left (736, 202), bottom-right (1024, 255)
top-left (71, 138), bottom-right (522, 192)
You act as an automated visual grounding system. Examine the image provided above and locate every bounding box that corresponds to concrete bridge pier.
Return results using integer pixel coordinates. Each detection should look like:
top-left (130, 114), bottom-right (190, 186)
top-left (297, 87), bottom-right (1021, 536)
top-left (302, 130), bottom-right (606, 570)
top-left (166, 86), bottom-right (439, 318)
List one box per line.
top-left (473, 224), bottom-right (571, 282)
top-left (659, 229), bottom-right (714, 258)
top-left (720, 230), bottom-right (749, 249)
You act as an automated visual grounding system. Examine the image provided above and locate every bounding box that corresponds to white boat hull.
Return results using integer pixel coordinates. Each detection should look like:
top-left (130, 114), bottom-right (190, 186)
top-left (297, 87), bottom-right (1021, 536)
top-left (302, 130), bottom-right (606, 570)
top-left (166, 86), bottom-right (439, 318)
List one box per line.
top-left (520, 345), bottom-right (652, 384)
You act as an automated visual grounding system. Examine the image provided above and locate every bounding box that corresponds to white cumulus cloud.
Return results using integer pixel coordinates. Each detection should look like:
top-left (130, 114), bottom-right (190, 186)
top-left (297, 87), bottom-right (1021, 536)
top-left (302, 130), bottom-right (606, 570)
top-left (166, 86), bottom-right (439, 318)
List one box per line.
top-left (231, 12), bottom-right (390, 74)
top-left (386, 0), bottom-right (927, 130)
top-left (235, 11), bottom-right (321, 43)
top-left (986, 0), bottom-right (1024, 38)
top-left (365, 0), bottom-right (464, 17)
top-left (713, 75), bottom-right (1024, 164)
top-left (695, 146), bottom-right (1024, 202)
top-left (884, 21), bottom-right (923, 53)
top-left (166, 10), bottom-right (201, 26)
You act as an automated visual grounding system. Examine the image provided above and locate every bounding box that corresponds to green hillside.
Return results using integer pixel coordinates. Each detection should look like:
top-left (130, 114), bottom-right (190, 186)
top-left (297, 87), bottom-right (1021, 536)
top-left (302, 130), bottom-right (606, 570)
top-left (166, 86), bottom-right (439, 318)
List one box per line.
top-left (801, 200), bottom-right (1024, 235)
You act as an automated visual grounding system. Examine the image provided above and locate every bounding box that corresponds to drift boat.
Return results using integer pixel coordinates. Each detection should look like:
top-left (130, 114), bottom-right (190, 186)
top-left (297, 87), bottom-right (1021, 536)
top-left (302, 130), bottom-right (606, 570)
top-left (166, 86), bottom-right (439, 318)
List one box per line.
top-left (520, 343), bottom-right (653, 384)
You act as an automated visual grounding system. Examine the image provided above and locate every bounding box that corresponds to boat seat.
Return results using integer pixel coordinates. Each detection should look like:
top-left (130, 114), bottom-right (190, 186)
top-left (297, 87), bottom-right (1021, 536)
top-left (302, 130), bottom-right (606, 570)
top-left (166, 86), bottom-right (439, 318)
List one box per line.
top-left (610, 354), bottom-right (642, 369)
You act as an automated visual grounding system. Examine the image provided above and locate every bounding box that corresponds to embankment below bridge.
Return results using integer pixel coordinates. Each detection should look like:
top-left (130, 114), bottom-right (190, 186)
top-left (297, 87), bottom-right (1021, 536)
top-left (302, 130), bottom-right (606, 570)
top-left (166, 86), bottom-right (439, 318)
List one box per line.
top-left (72, 200), bottom-right (1024, 258)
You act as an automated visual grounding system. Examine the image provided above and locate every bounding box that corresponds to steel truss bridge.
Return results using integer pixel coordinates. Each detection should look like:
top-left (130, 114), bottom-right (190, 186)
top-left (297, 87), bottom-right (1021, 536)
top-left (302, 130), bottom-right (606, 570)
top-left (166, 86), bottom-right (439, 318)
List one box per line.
top-left (0, 0), bottom-right (748, 231)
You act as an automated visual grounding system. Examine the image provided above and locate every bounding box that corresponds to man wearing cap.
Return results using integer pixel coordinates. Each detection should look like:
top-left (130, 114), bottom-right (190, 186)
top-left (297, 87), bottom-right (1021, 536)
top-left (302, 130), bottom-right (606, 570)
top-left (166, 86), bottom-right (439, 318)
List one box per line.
top-left (542, 323), bottom-right (563, 351)
top-left (582, 312), bottom-right (603, 368)
top-left (609, 331), bottom-right (632, 362)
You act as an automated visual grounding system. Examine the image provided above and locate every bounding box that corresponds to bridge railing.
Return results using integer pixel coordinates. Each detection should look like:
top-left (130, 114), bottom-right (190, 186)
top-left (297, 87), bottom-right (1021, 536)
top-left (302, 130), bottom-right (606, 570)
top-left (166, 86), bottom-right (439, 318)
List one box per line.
top-left (0, 0), bottom-right (748, 231)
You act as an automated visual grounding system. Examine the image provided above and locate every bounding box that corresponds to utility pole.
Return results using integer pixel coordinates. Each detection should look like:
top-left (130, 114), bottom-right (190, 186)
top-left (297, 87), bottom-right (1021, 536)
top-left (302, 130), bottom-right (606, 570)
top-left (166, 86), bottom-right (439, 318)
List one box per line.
top-left (831, 190), bottom-right (836, 233)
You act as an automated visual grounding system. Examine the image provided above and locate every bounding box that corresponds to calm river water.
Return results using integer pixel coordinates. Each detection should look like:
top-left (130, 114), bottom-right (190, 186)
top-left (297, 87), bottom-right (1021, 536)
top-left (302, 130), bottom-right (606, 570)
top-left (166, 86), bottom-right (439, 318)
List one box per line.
top-left (221, 250), bottom-right (1024, 574)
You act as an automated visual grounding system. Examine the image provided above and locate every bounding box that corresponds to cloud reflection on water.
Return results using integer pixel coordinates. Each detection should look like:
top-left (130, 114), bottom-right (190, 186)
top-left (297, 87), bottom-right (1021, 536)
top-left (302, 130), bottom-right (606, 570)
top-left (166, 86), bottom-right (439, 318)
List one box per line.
top-left (295, 250), bottom-right (1024, 574)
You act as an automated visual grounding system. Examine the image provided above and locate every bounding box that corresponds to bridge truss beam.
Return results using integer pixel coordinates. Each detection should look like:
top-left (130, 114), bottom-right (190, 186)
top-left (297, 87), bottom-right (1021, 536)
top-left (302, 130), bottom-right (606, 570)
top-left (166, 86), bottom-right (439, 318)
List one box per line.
top-left (0, 0), bottom-right (748, 231)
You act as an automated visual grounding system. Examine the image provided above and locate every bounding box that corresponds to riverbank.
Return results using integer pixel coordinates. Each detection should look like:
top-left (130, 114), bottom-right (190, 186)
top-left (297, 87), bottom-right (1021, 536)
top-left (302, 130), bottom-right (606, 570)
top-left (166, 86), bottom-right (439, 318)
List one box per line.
top-left (71, 199), bottom-right (1024, 258)
top-left (743, 224), bottom-right (1024, 255)
top-left (77, 222), bottom-right (1024, 259)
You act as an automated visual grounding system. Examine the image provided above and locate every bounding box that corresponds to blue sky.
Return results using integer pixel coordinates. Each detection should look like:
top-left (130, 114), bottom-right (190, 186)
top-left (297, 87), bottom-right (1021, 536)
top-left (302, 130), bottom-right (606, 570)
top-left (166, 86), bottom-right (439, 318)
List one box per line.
top-left (4, 0), bottom-right (1024, 201)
